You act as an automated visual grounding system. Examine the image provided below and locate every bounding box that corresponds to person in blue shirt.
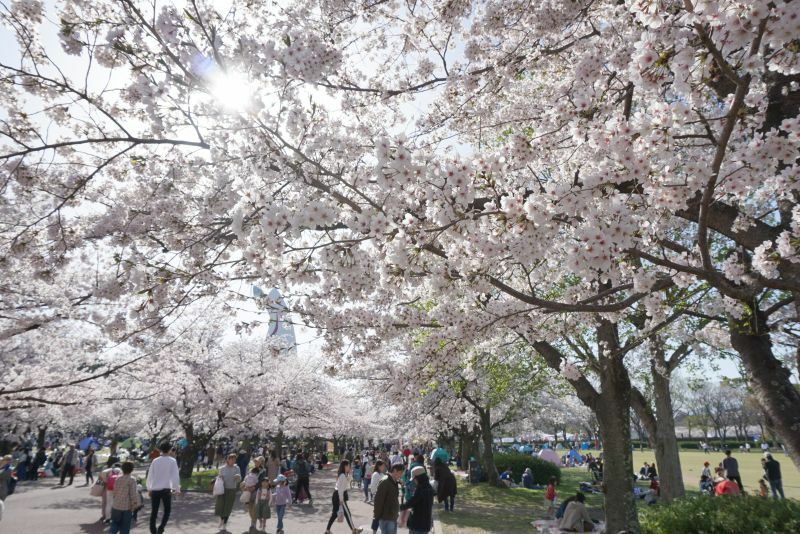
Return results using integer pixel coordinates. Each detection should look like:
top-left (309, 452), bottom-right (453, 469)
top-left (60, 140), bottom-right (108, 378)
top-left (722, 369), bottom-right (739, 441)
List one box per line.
top-left (499, 469), bottom-right (514, 487)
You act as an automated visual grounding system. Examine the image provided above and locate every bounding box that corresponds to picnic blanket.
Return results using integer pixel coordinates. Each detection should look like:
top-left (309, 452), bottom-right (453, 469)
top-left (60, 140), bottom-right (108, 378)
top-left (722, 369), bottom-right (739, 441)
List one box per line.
top-left (531, 519), bottom-right (605, 533)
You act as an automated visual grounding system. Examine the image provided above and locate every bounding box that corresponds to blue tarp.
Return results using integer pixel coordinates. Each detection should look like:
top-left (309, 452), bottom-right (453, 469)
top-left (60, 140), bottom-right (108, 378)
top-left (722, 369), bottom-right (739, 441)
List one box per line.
top-left (79, 436), bottom-right (101, 451)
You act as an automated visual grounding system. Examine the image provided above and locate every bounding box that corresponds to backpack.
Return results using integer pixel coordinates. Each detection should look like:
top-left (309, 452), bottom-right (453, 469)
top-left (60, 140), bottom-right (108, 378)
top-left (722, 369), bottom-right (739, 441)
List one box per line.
top-left (106, 470), bottom-right (121, 491)
top-left (295, 460), bottom-right (309, 478)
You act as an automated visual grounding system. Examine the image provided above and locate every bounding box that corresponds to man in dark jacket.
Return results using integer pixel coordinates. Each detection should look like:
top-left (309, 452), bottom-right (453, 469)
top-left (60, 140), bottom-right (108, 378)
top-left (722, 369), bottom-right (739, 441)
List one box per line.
top-left (293, 453), bottom-right (312, 504)
top-left (373, 464), bottom-right (404, 533)
top-left (400, 466), bottom-right (435, 534)
top-left (764, 454), bottom-right (784, 499)
top-left (59, 445), bottom-right (79, 486)
top-left (722, 449), bottom-right (743, 492)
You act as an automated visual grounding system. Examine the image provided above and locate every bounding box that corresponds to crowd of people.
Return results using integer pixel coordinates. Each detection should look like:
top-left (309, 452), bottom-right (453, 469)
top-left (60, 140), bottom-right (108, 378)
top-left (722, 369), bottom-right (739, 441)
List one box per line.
top-left (697, 449), bottom-right (785, 500)
top-left (1, 434), bottom-right (795, 533)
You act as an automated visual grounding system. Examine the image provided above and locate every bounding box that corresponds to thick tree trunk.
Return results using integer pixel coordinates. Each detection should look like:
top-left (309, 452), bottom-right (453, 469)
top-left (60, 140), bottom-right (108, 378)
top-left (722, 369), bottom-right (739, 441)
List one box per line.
top-left (530, 328), bottom-right (638, 531)
top-left (178, 425), bottom-right (196, 480)
top-left (730, 311), bottom-right (800, 470)
top-left (596, 323), bottom-right (639, 534)
top-left (458, 425), bottom-right (475, 468)
top-left (478, 408), bottom-right (498, 486)
top-left (651, 358), bottom-right (685, 502)
top-left (36, 426), bottom-right (47, 449)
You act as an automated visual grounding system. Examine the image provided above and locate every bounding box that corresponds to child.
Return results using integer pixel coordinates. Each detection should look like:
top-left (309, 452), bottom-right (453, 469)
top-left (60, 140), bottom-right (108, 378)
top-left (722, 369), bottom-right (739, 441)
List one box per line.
top-left (256, 478), bottom-right (272, 531)
top-left (243, 467), bottom-right (260, 494)
top-left (545, 476), bottom-right (557, 518)
top-left (132, 477), bottom-right (146, 525)
top-left (758, 479), bottom-right (768, 498)
top-left (272, 474), bottom-right (291, 534)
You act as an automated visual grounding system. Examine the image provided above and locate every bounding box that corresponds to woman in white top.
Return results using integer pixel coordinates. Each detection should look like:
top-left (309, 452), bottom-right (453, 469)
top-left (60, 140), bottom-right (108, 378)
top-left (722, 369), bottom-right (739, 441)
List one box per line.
top-left (325, 460), bottom-right (359, 534)
top-left (368, 460), bottom-right (386, 504)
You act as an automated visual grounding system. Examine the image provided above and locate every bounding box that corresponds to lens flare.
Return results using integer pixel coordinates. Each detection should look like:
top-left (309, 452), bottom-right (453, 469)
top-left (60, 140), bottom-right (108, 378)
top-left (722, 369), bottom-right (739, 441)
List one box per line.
top-left (209, 70), bottom-right (254, 112)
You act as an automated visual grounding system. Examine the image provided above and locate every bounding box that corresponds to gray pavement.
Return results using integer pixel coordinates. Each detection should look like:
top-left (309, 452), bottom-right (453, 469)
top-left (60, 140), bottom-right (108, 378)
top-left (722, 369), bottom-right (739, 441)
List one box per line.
top-left (1, 468), bottom-right (387, 534)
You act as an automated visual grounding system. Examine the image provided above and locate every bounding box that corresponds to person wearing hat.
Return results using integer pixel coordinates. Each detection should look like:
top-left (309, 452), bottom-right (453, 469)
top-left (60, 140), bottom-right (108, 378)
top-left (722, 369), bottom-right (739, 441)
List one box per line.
top-left (399, 465), bottom-right (435, 534)
top-left (272, 474), bottom-right (291, 534)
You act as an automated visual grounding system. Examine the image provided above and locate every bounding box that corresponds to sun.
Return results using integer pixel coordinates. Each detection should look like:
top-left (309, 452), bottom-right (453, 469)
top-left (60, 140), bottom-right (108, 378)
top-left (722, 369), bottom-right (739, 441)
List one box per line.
top-left (208, 70), bottom-right (255, 113)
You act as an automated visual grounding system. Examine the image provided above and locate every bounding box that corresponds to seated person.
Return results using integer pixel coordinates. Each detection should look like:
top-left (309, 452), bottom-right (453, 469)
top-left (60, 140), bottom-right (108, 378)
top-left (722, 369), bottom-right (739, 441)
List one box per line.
top-left (714, 477), bottom-right (741, 496)
top-left (556, 493), bottom-right (579, 519)
top-left (499, 469), bottom-right (514, 487)
top-left (590, 462), bottom-right (603, 482)
top-left (521, 468), bottom-right (535, 489)
top-left (638, 463), bottom-right (649, 480)
top-left (558, 492), bottom-right (594, 532)
top-left (699, 474), bottom-right (714, 494)
top-left (646, 463), bottom-right (658, 479)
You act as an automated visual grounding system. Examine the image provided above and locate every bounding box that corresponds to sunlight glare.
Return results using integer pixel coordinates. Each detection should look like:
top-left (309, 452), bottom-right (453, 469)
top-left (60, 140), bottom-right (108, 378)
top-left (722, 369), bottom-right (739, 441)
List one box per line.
top-left (209, 70), bottom-right (254, 113)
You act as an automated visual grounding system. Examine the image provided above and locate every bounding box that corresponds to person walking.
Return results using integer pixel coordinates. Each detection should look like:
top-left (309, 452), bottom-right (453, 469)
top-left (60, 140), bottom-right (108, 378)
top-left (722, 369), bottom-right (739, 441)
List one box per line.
top-left (325, 460), bottom-right (359, 534)
top-left (236, 449), bottom-right (251, 482)
top-left (433, 459), bottom-right (457, 512)
top-left (400, 466), bottom-right (435, 534)
top-left (84, 448), bottom-right (96, 485)
top-left (0, 455), bottom-right (13, 502)
top-left (373, 463), bottom-right (404, 534)
top-left (146, 442), bottom-right (181, 534)
top-left (59, 445), bottom-right (79, 486)
top-left (362, 455), bottom-right (372, 503)
top-left (368, 461), bottom-right (386, 505)
top-left (110, 462), bottom-right (139, 534)
top-left (15, 448), bottom-right (29, 483)
top-left (266, 451), bottom-right (281, 485)
top-left (722, 449), bottom-right (743, 492)
top-left (272, 474), bottom-right (291, 534)
top-left (244, 456), bottom-right (268, 531)
top-left (293, 452), bottom-right (312, 504)
top-left (763, 453), bottom-right (784, 499)
top-left (99, 463), bottom-right (122, 524)
top-left (215, 453), bottom-right (241, 531)
top-left (251, 477), bottom-right (271, 532)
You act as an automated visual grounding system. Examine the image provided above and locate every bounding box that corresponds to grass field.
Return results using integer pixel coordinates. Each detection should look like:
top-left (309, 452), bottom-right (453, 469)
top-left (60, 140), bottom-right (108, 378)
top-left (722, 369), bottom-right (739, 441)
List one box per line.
top-left (438, 468), bottom-right (605, 534)
top-left (438, 449), bottom-right (800, 533)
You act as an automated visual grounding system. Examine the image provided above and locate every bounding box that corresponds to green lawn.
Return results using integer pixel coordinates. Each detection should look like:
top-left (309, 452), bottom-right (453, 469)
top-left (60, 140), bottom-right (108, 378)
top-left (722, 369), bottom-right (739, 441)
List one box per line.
top-left (173, 467), bottom-right (219, 492)
top-left (438, 468), bottom-right (604, 534)
top-left (439, 450), bottom-right (800, 533)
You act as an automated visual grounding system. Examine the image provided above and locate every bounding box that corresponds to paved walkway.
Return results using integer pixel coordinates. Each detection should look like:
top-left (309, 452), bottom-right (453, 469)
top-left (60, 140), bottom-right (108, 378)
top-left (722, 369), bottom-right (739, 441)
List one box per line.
top-left (1, 468), bottom-right (411, 534)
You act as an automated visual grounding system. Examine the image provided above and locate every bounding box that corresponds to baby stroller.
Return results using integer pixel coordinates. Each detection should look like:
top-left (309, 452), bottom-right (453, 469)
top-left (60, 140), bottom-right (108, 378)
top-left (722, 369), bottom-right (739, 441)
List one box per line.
top-left (351, 465), bottom-right (363, 489)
